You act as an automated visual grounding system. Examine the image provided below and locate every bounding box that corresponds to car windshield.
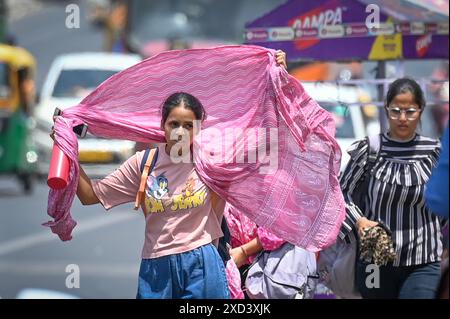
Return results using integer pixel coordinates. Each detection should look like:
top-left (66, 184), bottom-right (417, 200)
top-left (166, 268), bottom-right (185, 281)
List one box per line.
top-left (0, 63), bottom-right (11, 99)
top-left (52, 69), bottom-right (117, 98)
top-left (129, 0), bottom-right (286, 45)
top-left (321, 104), bottom-right (355, 139)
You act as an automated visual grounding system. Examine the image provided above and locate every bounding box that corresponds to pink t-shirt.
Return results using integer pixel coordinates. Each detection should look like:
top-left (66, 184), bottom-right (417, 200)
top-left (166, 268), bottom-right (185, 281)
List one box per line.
top-left (92, 144), bottom-right (224, 259)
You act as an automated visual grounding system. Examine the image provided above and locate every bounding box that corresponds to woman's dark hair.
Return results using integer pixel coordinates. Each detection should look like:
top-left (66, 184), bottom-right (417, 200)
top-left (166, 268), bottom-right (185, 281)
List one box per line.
top-left (386, 77), bottom-right (426, 109)
top-left (161, 92), bottom-right (206, 124)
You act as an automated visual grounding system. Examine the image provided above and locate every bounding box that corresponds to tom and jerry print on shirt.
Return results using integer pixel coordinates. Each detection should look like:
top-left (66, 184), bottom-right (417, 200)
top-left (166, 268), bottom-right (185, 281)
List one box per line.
top-left (144, 174), bottom-right (207, 215)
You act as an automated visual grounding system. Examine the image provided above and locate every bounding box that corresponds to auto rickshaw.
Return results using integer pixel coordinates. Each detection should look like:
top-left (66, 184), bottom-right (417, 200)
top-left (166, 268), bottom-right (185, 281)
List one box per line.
top-left (0, 44), bottom-right (38, 193)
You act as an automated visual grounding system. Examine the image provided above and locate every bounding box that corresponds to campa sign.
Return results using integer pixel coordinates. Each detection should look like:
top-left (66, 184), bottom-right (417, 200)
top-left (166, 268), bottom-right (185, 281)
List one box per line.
top-left (416, 34), bottom-right (432, 58)
top-left (291, 7), bottom-right (344, 30)
top-left (288, 5), bottom-right (345, 50)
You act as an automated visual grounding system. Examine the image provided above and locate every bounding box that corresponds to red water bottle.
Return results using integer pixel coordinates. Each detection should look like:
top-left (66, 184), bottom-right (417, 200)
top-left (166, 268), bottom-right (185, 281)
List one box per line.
top-left (47, 143), bottom-right (70, 190)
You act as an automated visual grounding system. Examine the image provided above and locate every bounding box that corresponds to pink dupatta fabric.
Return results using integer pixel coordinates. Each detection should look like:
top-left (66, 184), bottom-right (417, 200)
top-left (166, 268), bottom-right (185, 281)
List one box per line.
top-left (44, 45), bottom-right (345, 252)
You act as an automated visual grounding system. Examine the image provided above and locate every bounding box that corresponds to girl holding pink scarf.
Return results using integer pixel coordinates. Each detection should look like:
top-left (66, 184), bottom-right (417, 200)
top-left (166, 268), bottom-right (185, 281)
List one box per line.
top-left (46, 46), bottom-right (345, 298)
top-left (50, 49), bottom-right (291, 299)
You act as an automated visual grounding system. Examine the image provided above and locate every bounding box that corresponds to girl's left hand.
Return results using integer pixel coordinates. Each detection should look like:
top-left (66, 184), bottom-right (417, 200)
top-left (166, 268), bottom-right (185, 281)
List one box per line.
top-left (275, 50), bottom-right (287, 69)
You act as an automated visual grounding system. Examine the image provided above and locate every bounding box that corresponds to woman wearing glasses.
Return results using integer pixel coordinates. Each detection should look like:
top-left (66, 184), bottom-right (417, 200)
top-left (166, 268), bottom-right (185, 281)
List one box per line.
top-left (339, 78), bottom-right (445, 299)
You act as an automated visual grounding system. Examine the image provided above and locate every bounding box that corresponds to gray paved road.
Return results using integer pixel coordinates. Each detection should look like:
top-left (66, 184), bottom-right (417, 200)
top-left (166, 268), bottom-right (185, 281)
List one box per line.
top-left (1, 0), bottom-right (145, 299)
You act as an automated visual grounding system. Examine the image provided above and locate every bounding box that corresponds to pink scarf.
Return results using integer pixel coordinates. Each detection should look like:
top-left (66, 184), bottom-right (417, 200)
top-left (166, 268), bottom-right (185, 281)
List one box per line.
top-left (44, 45), bottom-right (345, 252)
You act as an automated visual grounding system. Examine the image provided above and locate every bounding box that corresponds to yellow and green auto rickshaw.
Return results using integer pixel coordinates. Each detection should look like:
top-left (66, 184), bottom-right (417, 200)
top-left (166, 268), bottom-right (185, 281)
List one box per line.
top-left (0, 44), bottom-right (38, 193)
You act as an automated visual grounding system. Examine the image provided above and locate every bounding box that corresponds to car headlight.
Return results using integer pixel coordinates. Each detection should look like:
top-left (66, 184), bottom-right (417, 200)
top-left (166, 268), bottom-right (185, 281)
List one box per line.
top-left (26, 151), bottom-right (38, 164)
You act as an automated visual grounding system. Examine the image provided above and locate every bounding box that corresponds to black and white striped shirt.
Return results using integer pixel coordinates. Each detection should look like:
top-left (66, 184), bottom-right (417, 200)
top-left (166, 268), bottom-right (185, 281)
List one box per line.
top-left (339, 133), bottom-right (444, 267)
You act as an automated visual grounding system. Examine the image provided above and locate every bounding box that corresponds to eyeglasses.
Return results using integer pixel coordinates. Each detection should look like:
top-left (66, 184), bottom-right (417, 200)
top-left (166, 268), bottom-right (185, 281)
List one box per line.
top-left (387, 106), bottom-right (421, 121)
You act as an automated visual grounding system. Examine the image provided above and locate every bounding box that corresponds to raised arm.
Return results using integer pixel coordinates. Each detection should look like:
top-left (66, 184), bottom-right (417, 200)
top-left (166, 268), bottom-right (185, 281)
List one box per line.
top-left (50, 125), bottom-right (99, 206)
top-left (76, 164), bottom-right (100, 205)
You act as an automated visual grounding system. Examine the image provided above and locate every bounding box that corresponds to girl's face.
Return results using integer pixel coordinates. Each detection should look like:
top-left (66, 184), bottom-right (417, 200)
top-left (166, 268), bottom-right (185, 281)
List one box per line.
top-left (162, 105), bottom-right (197, 151)
top-left (386, 91), bottom-right (422, 141)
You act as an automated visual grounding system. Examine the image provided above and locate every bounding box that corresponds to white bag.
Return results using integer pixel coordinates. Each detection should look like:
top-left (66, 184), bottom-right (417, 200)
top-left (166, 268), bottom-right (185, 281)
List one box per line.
top-left (245, 243), bottom-right (318, 299)
top-left (318, 236), bottom-right (361, 299)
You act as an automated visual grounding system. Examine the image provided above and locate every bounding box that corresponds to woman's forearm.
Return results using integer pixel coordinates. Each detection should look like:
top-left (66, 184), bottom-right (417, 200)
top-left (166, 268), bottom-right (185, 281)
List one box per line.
top-left (241, 237), bottom-right (264, 257)
top-left (76, 164), bottom-right (100, 205)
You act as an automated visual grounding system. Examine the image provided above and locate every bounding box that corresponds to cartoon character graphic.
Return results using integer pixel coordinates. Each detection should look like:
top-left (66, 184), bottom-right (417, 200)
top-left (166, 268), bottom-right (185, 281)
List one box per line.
top-left (147, 173), bottom-right (169, 200)
top-left (182, 177), bottom-right (196, 197)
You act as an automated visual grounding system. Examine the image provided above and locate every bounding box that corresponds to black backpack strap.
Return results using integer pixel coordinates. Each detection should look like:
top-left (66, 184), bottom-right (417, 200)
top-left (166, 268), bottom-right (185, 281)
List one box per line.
top-left (140, 147), bottom-right (159, 173)
top-left (365, 134), bottom-right (381, 178)
top-left (134, 147), bottom-right (159, 210)
top-left (211, 192), bottom-right (231, 264)
top-left (139, 149), bottom-right (151, 173)
top-left (218, 218), bottom-right (232, 265)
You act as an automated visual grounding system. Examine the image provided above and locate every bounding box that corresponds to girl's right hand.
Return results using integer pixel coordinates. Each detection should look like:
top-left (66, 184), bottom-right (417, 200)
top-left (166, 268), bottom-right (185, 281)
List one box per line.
top-left (356, 217), bottom-right (379, 237)
top-left (275, 50), bottom-right (287, 69)
top-left (50, 127), bottom-right (55, 141)
top-left (49, 116), bottom-right (58, 141)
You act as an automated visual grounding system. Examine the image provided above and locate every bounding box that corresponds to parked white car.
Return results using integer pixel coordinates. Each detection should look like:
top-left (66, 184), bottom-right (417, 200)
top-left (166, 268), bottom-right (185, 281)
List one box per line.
top-left (33, 52), bottom-right (142, 177)
top-left (301, 82), bottom-right (378, 172)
